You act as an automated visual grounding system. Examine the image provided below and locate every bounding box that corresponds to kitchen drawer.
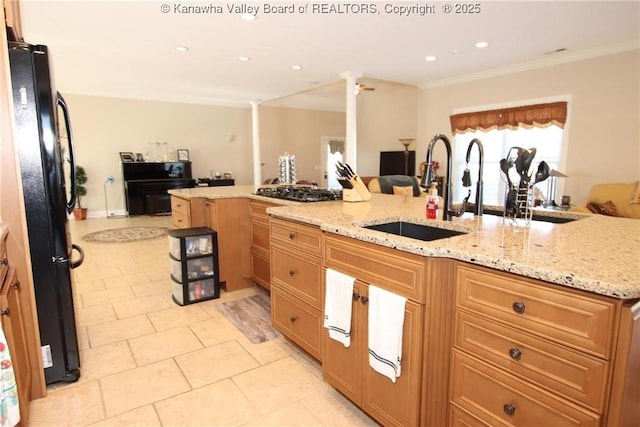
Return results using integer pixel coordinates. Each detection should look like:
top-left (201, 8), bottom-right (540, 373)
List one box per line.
top-left (270, 218), bottom-right (322, 256)
top-left (250, 200), bottom-right (275, 221)
top-left (251, 218), bottom-right (270, 252)
top-left (171, 196), bottom-right (190, 216)
top-left (271, 246), bottom-right (321, 307)
top-left (324, 234), bottom-right (426, 303)
top-left (449, 405), bottom-right (489, 427)
top-left (451, 350), bottom-right (600, 427)
top-left (454, 310), bottom-right (608, 412)
top-left (271, 285), bottom-right (322, 360)
top-left (172, 210), bottom-right (190, 229)
top-left (456, 264), bottom-right (616, 358)
top-left (251, 249), bottom-right (270, 289)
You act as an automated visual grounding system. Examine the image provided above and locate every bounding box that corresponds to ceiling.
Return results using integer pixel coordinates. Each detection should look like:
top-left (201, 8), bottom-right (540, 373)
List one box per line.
top-left (17, 1), bottom-right (640, 111)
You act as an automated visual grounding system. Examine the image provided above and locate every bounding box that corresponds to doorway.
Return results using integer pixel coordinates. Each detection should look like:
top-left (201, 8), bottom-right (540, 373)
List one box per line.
top-left (320, 136), bottom-right (345, 189)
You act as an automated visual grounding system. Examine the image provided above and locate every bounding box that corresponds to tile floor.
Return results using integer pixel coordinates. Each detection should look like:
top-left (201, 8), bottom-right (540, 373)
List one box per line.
top-left (28, 215), bottom-right (377, 426)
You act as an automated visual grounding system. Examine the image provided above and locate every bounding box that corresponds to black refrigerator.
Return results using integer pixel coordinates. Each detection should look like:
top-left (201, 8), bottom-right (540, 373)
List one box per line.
top-left (8, 41), bottom-right (84, 384)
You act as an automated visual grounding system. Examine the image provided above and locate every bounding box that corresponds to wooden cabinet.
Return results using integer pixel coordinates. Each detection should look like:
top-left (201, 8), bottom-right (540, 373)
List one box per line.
top-left (451, 263), bottom-right (617, 426)
top-left (170, 196), bottom-right (206, 229)
top-left (270, 217), bottom-right (323, 360)
top-left (1, 267), bottom-right (31, 425)
top-left (249, 200), bottom-right (275, 289)
top-left (205, 198), bottom-right (253, 292)
top-left (323, 234), bottom-right (426, 427)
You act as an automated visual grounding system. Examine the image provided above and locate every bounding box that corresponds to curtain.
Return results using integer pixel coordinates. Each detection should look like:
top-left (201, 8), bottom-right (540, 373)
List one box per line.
top-left (328, 140), bottom-right (344, 154)
top-left (450, 101), bottom-right (567, 135)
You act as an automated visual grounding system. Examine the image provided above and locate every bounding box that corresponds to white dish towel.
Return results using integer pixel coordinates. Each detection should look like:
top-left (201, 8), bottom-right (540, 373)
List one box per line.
top-left (324, 268), bottom-right (355, 347)
top-left (368, 285), bottom-right (407, 383)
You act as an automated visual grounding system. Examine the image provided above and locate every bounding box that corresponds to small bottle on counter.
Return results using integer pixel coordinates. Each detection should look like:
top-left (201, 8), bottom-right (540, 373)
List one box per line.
top-left (426, 181), bottom-right (439, 219)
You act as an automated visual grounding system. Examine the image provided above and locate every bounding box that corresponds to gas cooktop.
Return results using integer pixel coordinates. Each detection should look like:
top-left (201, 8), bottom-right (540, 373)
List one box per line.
top-left (254, 186), bottom-right (342, 202)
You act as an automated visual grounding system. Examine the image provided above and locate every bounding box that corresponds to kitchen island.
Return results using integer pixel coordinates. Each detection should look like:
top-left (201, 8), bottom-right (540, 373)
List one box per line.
top-left (169, 185), bottom-right (639, 426)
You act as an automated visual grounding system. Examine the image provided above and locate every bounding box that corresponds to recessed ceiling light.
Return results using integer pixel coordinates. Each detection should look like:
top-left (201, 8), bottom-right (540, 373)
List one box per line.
top-left (291, 65), bottom-right (303, 70)
top-left (241, 13), bottom-right (256, 21)
top-left (425, 56), bottom-right (437, 62)
top-left (175, 46), bottom-right (189, 52)
top-left (239, 56), bottom-right (250, 61)
top-left (475, 41), bottom-right (489, 48)
top-left (448, 49), bottom-right (461, 55)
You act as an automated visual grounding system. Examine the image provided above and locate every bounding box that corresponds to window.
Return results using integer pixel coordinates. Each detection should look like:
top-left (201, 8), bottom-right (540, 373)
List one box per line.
top-left (453, 126), bottom-right (564, 206)
top-left (449, 101), bottom-right (568, 206)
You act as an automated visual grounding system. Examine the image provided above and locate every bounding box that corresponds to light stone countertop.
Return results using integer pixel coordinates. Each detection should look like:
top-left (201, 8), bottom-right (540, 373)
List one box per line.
top-left (169, 186), bottom-right (640, 300)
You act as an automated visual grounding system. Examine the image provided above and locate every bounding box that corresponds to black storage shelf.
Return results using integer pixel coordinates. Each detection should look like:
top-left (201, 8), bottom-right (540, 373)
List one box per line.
top-left (168, 227), bottom-right (220, 305)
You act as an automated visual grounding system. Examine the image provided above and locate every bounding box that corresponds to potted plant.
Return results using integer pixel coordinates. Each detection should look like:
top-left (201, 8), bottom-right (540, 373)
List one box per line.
top-left (73, 165), bottom-right (88, 220)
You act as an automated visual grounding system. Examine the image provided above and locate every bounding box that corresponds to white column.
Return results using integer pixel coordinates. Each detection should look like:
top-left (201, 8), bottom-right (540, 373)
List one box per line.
top-left (250, 101), bottom-right (262, 186)
top-left (339, 71), bottom-right (362, 171)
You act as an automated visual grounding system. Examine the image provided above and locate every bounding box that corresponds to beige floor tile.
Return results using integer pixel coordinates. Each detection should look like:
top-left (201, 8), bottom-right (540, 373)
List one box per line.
top-left (28, 380), bottom-right (105, 426)
top-left (175, 340), bottom-right (259, 388)
top-left (242, 402), bottom-right (323, 426)
top-left (188, 317), bottom-right (243, 347)
top-left (82, 286), bottom-right (137, 308)
top-left (232, 357), bottom-right (326, 415)
top-left (111, 294), bottom-right (172, 319)
top-left (195, 297), bottom-right (226, 318)
top-left (76, 265), bottom-right (122, 282)
top-left (155, 379), bottom-right (259, 426)
top-left (74, 278), bottom-right (106, 295)
top-left (300, 388), bottom-right (378, 426)
top-left (88, 314), bottom-right (155, 347)
top-left (236, 335), bottom-right (291, 365)
top-left (103, 272), bottom-right (151, 289)
top-left (76, 303), bottom-right (117, 327)
top-left (144, 262), bottom-right (170, 281)
top-left (131, 279), bottom-right (172, 298)
top-left (100, 359), bottom-right (190, 417)
top-left (80, 340), bottom-right (136, 379)
top-left (87, 405), bottom-right (161, 427)
top-left (146, 304), bottom-right (210, 331)
top-left (77, 325), bottom-right (90, 351)
top-left (129, 326), bottom-right (203, 366)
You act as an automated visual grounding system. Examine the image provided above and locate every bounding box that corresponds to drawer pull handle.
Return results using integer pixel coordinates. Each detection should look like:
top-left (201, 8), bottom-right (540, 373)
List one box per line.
top-left (512, 301), bottom-right (525, 314)
top-left (289, 232), bottom-right (296, 240)
top-left (352, 292), bottom-right (360, 301)
top-left (509, 348), bottom-right (522, 360)
top-left (0, 308), bottom-right (9, 316)
top-left (290, 316), bottom-right (297, 323)
top-left (288, 270), bottom-right (296, 276)
top-left (360, 296), bottom-right (369, 305)
top-left (503, 403), bottom-right (516, 416)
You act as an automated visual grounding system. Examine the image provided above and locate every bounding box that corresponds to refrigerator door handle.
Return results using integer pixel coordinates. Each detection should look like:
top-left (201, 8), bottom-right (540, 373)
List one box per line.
top-left (57, 92), bottom-right (76, 214)
top-left (69, 244), bottom-right (84, 269)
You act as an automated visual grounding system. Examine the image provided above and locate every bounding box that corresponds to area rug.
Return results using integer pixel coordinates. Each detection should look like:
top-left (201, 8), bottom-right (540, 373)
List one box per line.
top-left (82, 226), bottom-right (169, 243)
top-left (216, 291), bottom-right (282, 344)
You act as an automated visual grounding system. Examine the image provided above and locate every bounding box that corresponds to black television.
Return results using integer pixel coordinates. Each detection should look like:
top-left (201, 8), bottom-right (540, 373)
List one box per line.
top-left (379, 150), bottom-right (415, 176)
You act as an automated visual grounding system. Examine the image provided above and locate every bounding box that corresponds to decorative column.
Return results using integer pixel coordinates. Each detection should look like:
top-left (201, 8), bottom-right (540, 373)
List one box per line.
top-left (250, 101), bottom-right (262, 186)
top-left (340, 70), bottom-right (362, 171)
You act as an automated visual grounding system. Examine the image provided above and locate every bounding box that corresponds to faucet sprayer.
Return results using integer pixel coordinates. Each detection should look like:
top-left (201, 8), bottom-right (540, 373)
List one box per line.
top-left (463, 138), bottom-right (484, 216)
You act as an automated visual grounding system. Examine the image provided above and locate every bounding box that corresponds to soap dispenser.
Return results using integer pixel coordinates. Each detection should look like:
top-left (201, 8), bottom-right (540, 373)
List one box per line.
top-left (426, 181), bottom-right (439, 219)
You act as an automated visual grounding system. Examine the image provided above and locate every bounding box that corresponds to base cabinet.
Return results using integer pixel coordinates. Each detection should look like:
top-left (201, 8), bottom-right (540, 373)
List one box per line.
top-left (323, 279), bottom-right (423, 427)
top-left (0, 268), bottom-right (31, 425)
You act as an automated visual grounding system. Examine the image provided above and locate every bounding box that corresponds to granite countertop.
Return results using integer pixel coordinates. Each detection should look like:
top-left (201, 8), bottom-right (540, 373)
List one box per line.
top-left (168, 187), bottom-right (640, 299)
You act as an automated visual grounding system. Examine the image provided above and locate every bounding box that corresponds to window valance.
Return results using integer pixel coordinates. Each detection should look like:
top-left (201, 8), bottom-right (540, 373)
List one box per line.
top-left (450, 101), bottom-right (568, 135)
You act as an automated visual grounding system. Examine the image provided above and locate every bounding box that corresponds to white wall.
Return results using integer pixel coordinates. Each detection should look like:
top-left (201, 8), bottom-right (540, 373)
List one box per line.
top-left (417, 49), bottom-right (640, 205)
top-left (64, 94), bottom-right (252, 215)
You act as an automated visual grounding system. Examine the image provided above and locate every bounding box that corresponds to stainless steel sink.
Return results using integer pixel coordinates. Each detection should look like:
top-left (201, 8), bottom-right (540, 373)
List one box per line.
top-left (363, 221), bottom-right (467, 242)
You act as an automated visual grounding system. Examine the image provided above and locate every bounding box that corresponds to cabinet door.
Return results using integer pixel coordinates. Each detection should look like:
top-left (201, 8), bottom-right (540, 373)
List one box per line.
top-left (362, 292), bottom-right (423, 427)
top-left (1, 268), bottom-right (31, 425)
top-left (322, 281), bottom-right (364, 406)
top-left (206, 199), bottom-right (252, 291)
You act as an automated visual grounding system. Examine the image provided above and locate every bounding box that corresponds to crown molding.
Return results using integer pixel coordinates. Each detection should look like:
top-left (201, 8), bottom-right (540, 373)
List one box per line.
top-left (421, 40), bottom-right (639, 90)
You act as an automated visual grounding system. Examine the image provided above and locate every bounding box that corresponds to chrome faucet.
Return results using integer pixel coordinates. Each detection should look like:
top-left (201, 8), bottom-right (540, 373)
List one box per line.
top-left (420, 134), bottom-right (463, 221)
top-left (461, 138), bottom-right (484, 216)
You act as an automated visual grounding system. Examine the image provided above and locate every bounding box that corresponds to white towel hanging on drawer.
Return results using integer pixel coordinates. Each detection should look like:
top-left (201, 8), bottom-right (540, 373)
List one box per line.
top-left (367, 285), bottom-right (407, 383)
top-left (324, 268), bottom-right (355, 347)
